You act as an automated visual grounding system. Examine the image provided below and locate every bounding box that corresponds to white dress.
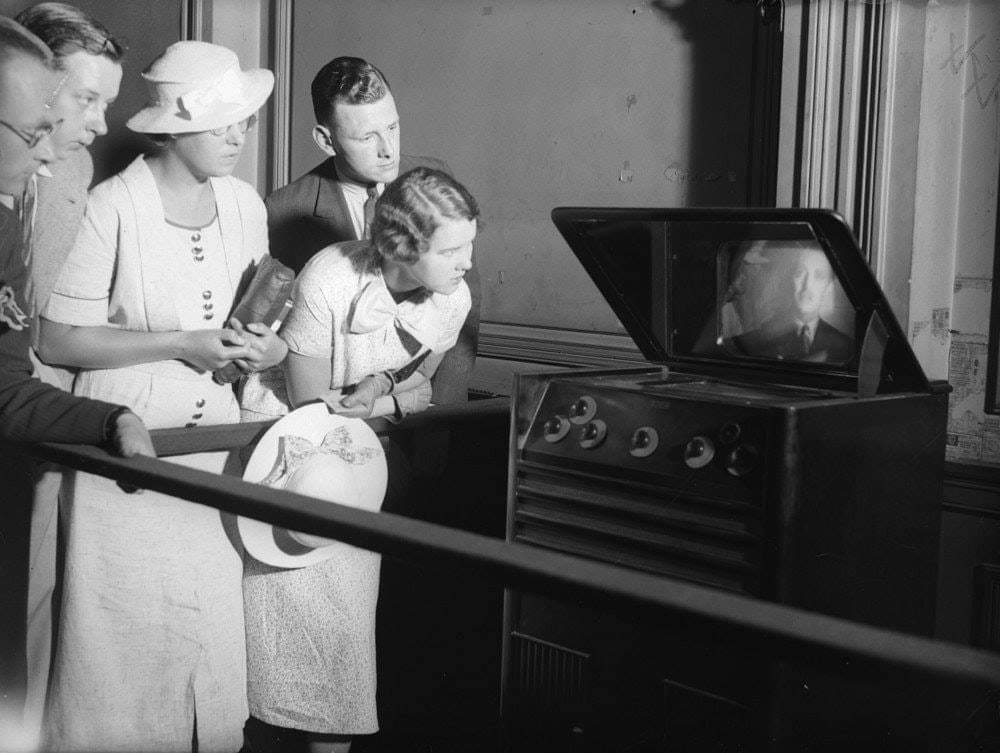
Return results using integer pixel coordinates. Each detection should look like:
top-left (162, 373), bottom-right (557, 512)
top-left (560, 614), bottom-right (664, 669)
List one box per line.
top-left (242, 241), bottom-right (470, 734)
top-left (42, 156), bottom-right (268, 752)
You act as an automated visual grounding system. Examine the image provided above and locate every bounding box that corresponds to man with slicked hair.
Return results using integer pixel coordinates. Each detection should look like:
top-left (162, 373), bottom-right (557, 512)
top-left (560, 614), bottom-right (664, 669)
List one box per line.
top-left (0, 16), bottom-right (152, 744)
top-left (265, 56), bottom-right (481, 407)
top-left (17, 2), bottom-right (125, 336)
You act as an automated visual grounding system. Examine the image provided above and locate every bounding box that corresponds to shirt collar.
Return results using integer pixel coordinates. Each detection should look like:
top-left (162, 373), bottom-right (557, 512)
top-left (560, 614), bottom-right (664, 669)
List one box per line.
top-left (795, 319), bottom-right (817, 339)
top-left (339, 179), bottom-right (382, 198)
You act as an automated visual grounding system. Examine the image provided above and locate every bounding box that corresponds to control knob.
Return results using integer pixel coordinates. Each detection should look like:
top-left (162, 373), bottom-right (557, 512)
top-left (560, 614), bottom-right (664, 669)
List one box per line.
top-left (568, 395), bottom-right (598, 425)
top-left (725, 444), bottom-right (759, 477)
top-left (718, 422), bottom-right (742, 445)
top-left (629, 426), bottom-right (659, 458)
top-left (579, 419), bottom-right (608, 449)
top-left (683, 436), bottom-right (715, 468)
top-left (543, 415), bottom-right (571, 443)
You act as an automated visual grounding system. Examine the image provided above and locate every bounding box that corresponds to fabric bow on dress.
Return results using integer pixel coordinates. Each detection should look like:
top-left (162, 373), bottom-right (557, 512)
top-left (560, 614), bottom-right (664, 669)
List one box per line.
top-left (347, 278), bottom-right (447, 354)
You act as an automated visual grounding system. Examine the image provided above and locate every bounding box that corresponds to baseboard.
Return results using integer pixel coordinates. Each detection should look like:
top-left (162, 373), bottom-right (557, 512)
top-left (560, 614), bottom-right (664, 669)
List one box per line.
top-left (471, 322), bottom-right (646, 396)
top-left (477, 322), bottom-right (646, 368)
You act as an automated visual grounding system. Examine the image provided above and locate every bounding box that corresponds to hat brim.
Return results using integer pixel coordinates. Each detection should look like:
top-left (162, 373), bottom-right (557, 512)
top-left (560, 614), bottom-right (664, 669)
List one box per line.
top-left (239, 403), bottom-right (387, 569)
top-left (126, 68), bottom-right (274, 134)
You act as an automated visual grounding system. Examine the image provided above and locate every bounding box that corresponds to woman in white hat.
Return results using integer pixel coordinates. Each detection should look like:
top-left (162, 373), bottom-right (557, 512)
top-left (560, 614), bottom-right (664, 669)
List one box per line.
top-left (240, 166), bottom-right (477, 753)
top-left (38, 41), bottom-right (281, 751)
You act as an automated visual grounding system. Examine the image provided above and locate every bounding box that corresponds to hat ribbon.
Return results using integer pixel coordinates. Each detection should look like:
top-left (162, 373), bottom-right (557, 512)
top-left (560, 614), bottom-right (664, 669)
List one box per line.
top-left (261, 430), bottom-right (381, 488)
top-left (348, 278), bottom-right (443, 353)
top-left (179, 66), bottom-right (245, 120)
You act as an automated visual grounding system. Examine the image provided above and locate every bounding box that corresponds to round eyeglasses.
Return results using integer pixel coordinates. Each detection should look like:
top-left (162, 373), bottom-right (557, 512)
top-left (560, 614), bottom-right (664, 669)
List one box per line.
top-left (209, 114), bottom-right (258, 138)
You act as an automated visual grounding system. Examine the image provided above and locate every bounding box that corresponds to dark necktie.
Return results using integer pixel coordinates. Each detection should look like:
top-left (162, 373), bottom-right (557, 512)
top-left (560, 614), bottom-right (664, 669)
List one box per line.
top-left (798, 324), bottom-right (811, 356)
top-left (362, 184), bottom-right (378, 239)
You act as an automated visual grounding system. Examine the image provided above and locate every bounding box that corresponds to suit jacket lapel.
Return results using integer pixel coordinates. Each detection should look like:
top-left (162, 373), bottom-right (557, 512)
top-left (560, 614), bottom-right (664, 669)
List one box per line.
top-left (0, 204), bottom-right (22, 284)
top-left (312, 159), bottom-right (359, 240)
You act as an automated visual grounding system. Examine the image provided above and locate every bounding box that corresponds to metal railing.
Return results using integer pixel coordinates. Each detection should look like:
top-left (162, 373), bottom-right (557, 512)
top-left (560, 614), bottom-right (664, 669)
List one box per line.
top-left (20, 397), bottom-right (1000, 690)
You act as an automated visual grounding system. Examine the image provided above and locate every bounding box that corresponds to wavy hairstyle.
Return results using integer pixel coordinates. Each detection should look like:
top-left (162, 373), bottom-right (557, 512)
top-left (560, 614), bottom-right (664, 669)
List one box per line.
top-left (311, 56), bottom-right (390, 126)
top-left (371, 167), bottom-right (480, 264)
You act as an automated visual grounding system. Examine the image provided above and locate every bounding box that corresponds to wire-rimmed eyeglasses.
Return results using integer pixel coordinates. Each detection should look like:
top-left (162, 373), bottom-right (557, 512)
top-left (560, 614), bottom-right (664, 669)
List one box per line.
top-left (0, 118), bottom-right (58, 149)
top-left (209, 114), bottom-right (258, 138)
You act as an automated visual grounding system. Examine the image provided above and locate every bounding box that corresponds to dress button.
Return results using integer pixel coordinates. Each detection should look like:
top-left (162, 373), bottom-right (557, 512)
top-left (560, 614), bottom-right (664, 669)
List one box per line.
top-left (191, 233), bottom-right (201, 242)
top-left (203, 313), bottom-right (214, 320)
top-left (192, 413), bottom-right (203, 419)
top-left (202, 290), bottom-right (212, 300)
top-left (195, 399), bottom-right (206, 407)
top-left (203, 303), bottom-right (213, 311)
top-left (185, 422), bottom-right (197, 428)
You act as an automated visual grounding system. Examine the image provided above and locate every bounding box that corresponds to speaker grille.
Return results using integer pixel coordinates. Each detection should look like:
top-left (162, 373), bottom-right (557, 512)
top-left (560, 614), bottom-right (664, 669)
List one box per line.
top-left (510, 631), bottom-right (591, 709)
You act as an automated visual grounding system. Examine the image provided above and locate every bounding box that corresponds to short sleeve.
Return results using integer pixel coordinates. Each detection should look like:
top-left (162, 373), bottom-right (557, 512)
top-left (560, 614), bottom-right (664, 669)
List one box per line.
top-left (433, 281), bottom-right (472, 353)
top-left (42, 186), bottom-right (119, 326)
top-left (281, 249), bottom-right (352, 359)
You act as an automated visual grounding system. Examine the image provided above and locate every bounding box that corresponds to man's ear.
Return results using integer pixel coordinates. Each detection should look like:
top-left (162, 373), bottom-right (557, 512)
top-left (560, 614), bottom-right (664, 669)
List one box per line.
top-left (312, 124), bottom-right (337, 157)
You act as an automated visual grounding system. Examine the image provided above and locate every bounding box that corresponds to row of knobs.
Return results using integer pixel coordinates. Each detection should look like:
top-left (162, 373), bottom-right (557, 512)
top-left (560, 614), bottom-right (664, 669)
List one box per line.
top-left (541, 395), bottom-right (758, 476)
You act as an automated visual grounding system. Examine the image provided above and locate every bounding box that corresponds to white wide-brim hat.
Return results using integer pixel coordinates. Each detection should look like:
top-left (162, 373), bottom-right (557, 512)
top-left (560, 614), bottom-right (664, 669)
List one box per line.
top-left (127, 40), bottom-right (274, 134)
top-left (240, 404), bottom-right (388, 569)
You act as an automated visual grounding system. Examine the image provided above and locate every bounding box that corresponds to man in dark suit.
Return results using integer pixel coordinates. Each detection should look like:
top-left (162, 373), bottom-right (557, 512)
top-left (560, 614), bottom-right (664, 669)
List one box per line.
top-left (266, 56), bottom-right (480, 405)
top-left (730, 246), bottom-right (854, 364)
top-left (0, 17), bottom-right (153, 738)
top-left (14, 8), bottom-right (127, 730)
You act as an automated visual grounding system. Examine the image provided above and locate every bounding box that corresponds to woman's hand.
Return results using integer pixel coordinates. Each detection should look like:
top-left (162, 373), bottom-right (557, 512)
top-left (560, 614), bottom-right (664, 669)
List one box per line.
top-left (178, 328), bottom-right (250, 372)
top-left (337, 373), bottom-right (393, 416)
top-left (320, 382), bottom-right (394, 419)
top-left (228, 319), bottom-right (289, 373)
top-left (321, 387), bottom-right (375, 419)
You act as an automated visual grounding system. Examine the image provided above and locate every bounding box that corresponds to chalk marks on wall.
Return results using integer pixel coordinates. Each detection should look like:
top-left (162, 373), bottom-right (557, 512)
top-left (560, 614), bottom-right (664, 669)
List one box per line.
top-left (663, 162), bottom-right (738, 184)
top-left (619, 160), bottom-right (634, 183)
top-left (941, 31), bottom-right (1000, 111)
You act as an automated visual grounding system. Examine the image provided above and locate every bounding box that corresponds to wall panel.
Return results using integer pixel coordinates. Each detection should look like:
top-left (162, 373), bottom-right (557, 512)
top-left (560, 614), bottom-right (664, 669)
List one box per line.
top-left (289, 0), bottom-right (759, 339)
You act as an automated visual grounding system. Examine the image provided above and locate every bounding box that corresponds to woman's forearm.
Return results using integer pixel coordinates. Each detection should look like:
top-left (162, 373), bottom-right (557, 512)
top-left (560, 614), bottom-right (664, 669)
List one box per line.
top-left (39, 319), bottom-right (250, 372)
top-left (368, 394), bottom-right (398, 419)
top-left (284, 350), bottom-right (333, 407)
top-left (389, 380), bottom-right (433, 418)
top-left (39, 318), bottom-right (188, 369)
top-left (390, 370), bottom-right (429, 396)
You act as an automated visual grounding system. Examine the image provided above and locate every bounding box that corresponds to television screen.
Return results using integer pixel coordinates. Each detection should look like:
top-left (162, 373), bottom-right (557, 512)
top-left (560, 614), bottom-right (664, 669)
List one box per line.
top-left (691, 239), bottom-right (856, 366)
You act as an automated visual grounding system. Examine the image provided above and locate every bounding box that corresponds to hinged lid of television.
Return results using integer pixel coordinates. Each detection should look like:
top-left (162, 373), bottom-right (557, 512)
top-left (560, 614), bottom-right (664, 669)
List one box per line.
top-left (551, 207), bottom-right (937, 396)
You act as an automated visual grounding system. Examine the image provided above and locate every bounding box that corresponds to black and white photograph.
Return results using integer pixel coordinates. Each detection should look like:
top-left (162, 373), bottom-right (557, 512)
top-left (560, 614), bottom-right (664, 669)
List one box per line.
top-left (0, 1), bottom-right (998, 751)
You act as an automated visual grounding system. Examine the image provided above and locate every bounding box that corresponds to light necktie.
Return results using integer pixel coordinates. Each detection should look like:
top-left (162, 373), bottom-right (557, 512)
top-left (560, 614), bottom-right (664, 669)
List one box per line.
top-left (362, 184), bottom-right (378, 239)
top-left (17, 185), bottom-right (36, 313)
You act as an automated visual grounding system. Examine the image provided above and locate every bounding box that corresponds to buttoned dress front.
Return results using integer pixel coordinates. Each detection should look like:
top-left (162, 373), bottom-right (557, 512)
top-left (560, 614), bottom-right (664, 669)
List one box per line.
top-left (42, 156), bottom-right (268, 752)
top-left (242, 240), bottom-right (471, 734)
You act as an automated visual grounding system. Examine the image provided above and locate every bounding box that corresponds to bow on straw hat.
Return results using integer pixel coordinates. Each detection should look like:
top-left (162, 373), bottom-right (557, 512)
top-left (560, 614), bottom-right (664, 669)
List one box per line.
top-left (127, 40), bottom-right (274, 134)
top-left (240, 404), bottom-right (388, 569)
